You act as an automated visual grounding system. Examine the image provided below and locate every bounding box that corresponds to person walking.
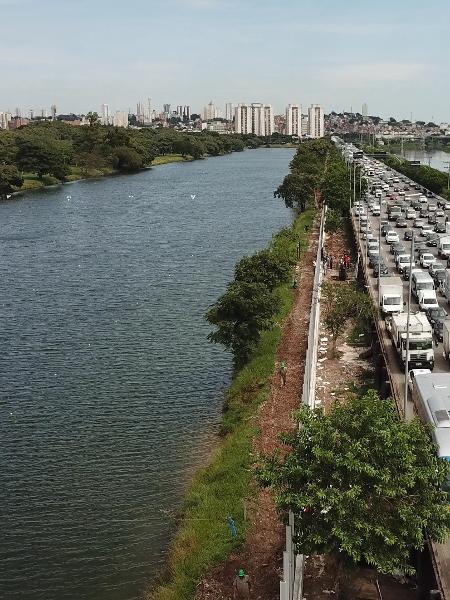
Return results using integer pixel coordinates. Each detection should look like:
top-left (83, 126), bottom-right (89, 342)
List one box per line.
top-left (278, 361), bottom-right (287, 388)
top-left (233, 568), bottom-right (252, 599)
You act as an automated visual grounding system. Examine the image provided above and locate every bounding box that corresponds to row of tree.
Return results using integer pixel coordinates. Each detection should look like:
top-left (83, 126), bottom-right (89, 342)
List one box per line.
top-left (382, 154), bottom-right (450, 198)
top-left (0, 120), bottom-right (269, 199)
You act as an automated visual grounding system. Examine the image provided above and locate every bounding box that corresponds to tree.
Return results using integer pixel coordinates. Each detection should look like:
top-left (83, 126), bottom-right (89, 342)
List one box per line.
top-left (0, 164), bottom-right (23, 198)
top-left (258, 390), bottom-right (450, 575)
top-left (206, 281), bottom-right (280, 368)
top-left (234, 250), bottom-right (292, 291)
top-left (321, 282), bottom-right (373, 357)
top-left (112, 146), bottom-right (143, 171)
top-left (274, 172), bottom-right (317, 212)
top-left (16, 136), bottom-right (68, 180)
top-left (86, 111), bottom-right (100, 127)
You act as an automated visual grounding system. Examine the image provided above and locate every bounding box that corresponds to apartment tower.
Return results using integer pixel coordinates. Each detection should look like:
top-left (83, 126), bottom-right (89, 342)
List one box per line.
top-left (308, 104), bottom-right (324, 138)
top-left (285, 104), bottom-right (301, 136)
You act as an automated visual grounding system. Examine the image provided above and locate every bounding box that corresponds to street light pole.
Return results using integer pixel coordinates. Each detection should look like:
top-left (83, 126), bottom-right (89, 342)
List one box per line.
top-left (444, 161), bottom-right (450, 190)
top-left (378, 210), bottom-right (382, 307)
top-left (404, 231), bottom-right (414, 419)
top-left (353, 162), bottom-right (357, 206)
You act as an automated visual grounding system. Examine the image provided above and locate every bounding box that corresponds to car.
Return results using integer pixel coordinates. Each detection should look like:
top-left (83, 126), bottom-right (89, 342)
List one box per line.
top-left (408, 368), bottom-right (432, 392)
top-left (419, 208), bottom-right (429, 218)
top-left (368, 252), bottom-right (380, 268)
top-left (426, 233), bottom-right (439, 247)
top-left (386, 231), bottom-right (400, 244)
top-left (445, 202), bottom-right (450, 210)
top-left (420, 252), bottom-right (436, 268)
top-left (404, 229), bottom-right (413, 241)
top-left (381, 224), bottom-right (390, 236)
top-left (390, 242), bottom-right (405, 255)
top-left (396, 217), bottom-right (407, 228)
top-left (418, 289), bottom-right (439, 311)
top-left (414, 218), bottom-right (425, 228)
top-left (420, 224), bottom-right (434, 236)
top-left (406, 209), bottom-right (416, 219)
top-left (433, 317), bottom-right (446, 342)
top-left (425, 306), bottom-right (448, 324)
top-left (436, 209), bottom-right (445, 218)
top-left (428, 204), bottom-right (437, 213)
top-left (402, 265), bottom-right (413, 281)
top-left (396, 254), bottom-right (414, 273)
top-left (427, 191), bottom-right (435, 198)
top-left (428, 214), bottom-right (437, 225)
top-left (433, 268), bottom-right (446, 284)
top-left (434, 222), bottom-right (446, 233)
top-left (373, 263), bottom-right (389, 277)
top-left (429, 262), bottom-right (446, 276)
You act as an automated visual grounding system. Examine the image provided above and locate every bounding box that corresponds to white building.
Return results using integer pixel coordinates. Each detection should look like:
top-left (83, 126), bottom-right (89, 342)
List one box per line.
top-left (202, 100), bottom-right (219, 121)
top-left (308, 104), bottom-right (324, 138)
top-left (301, 114), bottom-right (309, 137)
top-left (285, 104), bottom-right (301, 136)
top-left (225, 102), bottom-right (234, 121)
top-left (113, 111), bottom-right (128, 128)
top-left (0, 111), bottom-right (12, 129)
top-left (234, 103), bottom-right (274, 136)
top-left (100, 103), bottom-right (110, 125)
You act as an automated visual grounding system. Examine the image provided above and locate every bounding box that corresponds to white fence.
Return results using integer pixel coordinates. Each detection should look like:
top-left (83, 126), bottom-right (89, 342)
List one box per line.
top-left (280, 205), bottom-right (327, 600)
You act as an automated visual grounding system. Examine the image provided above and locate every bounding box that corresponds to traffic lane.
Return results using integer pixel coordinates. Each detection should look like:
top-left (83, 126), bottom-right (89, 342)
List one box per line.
top-left (363, 211), bottom-right (449, 373)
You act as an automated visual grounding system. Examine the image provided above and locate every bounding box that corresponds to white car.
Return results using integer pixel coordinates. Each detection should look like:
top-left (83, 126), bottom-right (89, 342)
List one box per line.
top-left (396, 254), bottom-right (414, 272)
top-left (419, 195), bottom-right (428, 203)
top-left (444, 202), bottom-right (450, 210)
top-left (428, 204), bottom-right (437, 213)
top-left (406, 209), bottom-right (416, 219)
top-left (429, 262), bottom-right (446, 275)
top-left (386, 231), bottom-right (400, 244)
top-left (398, 190), bottom-right (405, 196)
top-left (436, 209), bottom-right (445, 217)
top-left (408, 368), bottom-right (431, 392)
top-left (420, 253), bottom-right (436, 268)
top-left (371, 205), bottom-right (381, 216)
top-left (418, 289), bottom-right (439, 311)
top-left (420, 224), bottom-right (434, 236)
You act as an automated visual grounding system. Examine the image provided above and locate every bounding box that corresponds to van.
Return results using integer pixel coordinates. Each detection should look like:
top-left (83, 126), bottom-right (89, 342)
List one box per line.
top-left (418, 289), bottom-right (439, 311)
top-left (412, 271), bottom-right (435, 298)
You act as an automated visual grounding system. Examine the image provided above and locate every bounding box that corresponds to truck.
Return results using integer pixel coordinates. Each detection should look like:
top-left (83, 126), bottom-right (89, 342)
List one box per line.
top-left (443, 321), bottom-right (450, 361)
top-left (410, 373), bottom-right (450, 500)
top-left (379, 277), bottom-right (404, 315)
top-left (412, 271), bottom-right (434, 299)
top-left (445, 270), bottom-right (450, 304)
top-left (387, 312), bottom-right (434, 370)
top-left (438, 235), bottom-right (450, 258)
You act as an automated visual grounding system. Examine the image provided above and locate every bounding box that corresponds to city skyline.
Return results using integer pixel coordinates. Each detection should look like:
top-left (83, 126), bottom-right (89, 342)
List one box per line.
top-left (0, 0), bottom-right (449, 123)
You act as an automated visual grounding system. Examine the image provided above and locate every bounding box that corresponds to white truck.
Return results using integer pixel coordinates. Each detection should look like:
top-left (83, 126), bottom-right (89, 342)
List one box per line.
top-left (379, 277), bottom-right (404, 315)
top-left (412, 271), bottom-right (434, 299)
top-left (438, 235), bottom-right (450, 259)
top-left (443, 321), bottom-right (450, 361)
top-left (387, 312), bottom-right (434, 370)
top-left (445, 270), bottom-right (450, 304)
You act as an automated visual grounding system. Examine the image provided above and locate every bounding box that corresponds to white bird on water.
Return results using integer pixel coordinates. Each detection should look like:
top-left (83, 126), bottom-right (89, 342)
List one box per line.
top-left (190, 194), bottom-right (196, 200)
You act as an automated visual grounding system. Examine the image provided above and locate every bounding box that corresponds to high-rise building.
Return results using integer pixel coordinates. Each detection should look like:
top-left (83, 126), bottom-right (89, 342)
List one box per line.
top-left (163, 103), bottom-right (171, 115)
top-left (308, 104), bottom-right (324, 138)
top-left (225, 102), bottom-right (234, 121)
top-left (234, 103), bottom-right (274, 136)
top-left (362, 102), bottom-right (368, 118)
top-left (301, 114), bottom-right (309, 137)
top-left (51, 104), bottom-right (57, 120)
top-left (137, 102), bottom-right (145, 124)
top-left (113, 111), bottom-right (128, 128)
top-left (100, 103), bottom-right (110, 125)
top-left (285, 104), bottom-right (301, 136)
top-left (182, 105), bottom-right (191, 120)
top-left (202, 101), bottom-right (218, 121)
top-left (176, 105), bottom-right (183, 117)
top-left (0, 111), bottom-right (12, 129)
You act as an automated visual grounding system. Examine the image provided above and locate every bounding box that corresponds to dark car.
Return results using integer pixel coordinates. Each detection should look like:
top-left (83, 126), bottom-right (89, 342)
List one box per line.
top-left (404, 229), bottom-right (413, 241)
top-left (433, 318), bottom-right (446, 342)
top-left (434, 270), bottom-right (446, 288)
top-left (381, 224), bottom-right (390, 236)
top-left (419, 208), bottom-right (429, 218)
top-left (373, 264), bottom-right (389, 278)
top-left (390, 242), bottom-right (405, 255)
top-left (402, 265), bottom-right (413, 281)
top-left (426, 233), bottom-right (439, 247)
top-left (412, 201), bottom-right (421, 210)
top-left (435, 222), bottom-right (446, 233)
top-left (427, 190), bottom-right (435, 198)
top-left (396, 217), bottom-right (407, 228)
top-left (368, 253), bottom-right (380, 268)
top-left (425, 306), bottom-right (448, 324)
top-left (428, 214), bottom-right (437, 225)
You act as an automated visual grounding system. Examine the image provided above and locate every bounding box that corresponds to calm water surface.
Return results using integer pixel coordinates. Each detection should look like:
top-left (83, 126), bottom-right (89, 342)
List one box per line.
top-left (397, 148), bottom-right (450, 174)
top-left (0, 149), bottom-right (294, 600)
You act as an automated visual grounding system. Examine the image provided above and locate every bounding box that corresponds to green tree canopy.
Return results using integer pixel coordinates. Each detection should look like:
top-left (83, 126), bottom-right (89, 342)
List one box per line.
top-left (234, 250), bottom-right (292, 292)
top-left (258, 391), bottom-right (450, 575)
top-left (0, 164), bottom-right (23, 198)
top-left (206, 281), bottom-right (280, 368)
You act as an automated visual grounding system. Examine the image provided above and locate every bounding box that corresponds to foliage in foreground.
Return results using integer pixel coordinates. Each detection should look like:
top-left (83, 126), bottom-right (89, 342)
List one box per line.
top-left (258, 390), bottom-right (450, 575)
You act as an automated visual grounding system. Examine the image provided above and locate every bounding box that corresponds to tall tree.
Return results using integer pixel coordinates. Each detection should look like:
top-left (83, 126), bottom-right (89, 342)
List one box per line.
top-left (258, 390), bottom-right (450, 575)
top-left (0, 164), bottom-right (23, 198)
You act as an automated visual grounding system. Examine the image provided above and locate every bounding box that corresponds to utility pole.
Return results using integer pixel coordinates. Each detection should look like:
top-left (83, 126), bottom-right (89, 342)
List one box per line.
top-left (404, 232), bottom-right (414, 419)
top-left (353, 162), bottom-right (357, 206)
top-left (444, 161), bottom-right (450, 190)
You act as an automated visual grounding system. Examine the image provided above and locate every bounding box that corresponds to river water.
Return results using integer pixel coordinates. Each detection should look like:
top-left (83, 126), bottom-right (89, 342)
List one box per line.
top-left (396, 148), bottom-right (450, 174)
top-left (0, 149), bottom-right (295, 600)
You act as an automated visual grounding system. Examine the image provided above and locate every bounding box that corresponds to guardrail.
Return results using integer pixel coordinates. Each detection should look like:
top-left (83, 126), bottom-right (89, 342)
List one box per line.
top-left (280, 204), bottom-right (327, 600)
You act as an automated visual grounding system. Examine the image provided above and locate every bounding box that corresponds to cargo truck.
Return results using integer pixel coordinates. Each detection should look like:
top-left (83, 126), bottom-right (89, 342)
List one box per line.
top-left (387, 312), bottom-right (434, 369)
top-left (412, 271), bottom-right (434, 299)
top-left (379, 276), bottom-right (404, 315)
top-left (438, 235), bottom-right (450, 258)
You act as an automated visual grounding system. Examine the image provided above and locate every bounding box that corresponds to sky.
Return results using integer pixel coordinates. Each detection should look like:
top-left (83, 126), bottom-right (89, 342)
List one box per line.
top-left (1, 0), bottom-right (449, 122)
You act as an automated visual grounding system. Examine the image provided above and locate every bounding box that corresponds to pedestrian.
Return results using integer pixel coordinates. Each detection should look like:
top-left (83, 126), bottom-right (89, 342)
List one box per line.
top-left (278, 361), bottom-right (287, 387)
top-left (233, 568), bottom-right (252, 599)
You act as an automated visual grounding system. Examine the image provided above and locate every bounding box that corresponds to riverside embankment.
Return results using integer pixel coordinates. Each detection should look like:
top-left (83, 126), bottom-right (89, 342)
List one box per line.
top-left (0, 149), bottom-right (296, 600)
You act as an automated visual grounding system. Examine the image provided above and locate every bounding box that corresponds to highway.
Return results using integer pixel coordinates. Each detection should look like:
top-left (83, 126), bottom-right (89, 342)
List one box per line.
top-left (343, 144), bottom-right (450, 600)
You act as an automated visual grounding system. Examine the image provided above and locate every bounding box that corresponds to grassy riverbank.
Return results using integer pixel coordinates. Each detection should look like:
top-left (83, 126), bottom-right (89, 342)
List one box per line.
top-left (147, 209), bottom-right (314, 600)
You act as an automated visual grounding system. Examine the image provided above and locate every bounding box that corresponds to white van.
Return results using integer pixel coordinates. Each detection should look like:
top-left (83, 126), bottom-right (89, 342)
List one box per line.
top-left (418, 289), bottom-right (439, 311)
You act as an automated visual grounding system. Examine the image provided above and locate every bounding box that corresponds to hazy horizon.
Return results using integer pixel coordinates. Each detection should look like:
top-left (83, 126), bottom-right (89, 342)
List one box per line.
top-left (1, 0), bottom-right (449, 123)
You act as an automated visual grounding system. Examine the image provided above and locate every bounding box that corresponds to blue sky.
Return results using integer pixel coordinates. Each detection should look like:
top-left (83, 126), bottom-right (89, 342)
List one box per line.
top-left (1, 0), bottom-right (449, 122)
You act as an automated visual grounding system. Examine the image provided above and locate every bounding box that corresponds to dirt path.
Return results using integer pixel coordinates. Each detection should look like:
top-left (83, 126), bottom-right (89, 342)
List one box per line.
top-left (195, 222), bottom-right (318, 600)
